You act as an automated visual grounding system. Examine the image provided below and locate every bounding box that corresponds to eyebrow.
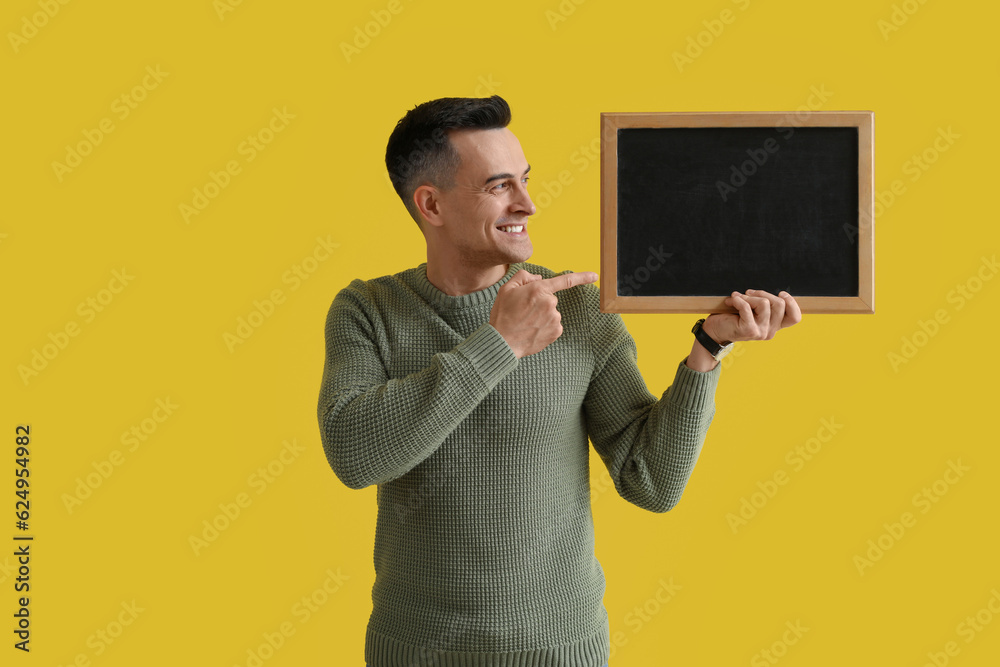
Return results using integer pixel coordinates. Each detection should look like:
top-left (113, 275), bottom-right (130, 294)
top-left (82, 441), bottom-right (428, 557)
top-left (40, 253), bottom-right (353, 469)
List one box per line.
top-left (484, 164), bottom-right (531, 186)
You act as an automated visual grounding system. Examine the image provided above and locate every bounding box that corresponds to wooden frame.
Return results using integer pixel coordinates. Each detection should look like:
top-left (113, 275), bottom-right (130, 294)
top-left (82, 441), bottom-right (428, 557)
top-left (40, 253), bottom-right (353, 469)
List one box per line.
top-left (600, 111), bottom-right (874, 314)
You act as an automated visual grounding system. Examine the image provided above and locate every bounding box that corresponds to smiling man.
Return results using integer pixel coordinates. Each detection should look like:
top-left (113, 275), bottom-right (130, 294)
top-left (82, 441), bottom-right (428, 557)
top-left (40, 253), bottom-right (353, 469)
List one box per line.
top-left (317, 95), bottom-right (800, 667)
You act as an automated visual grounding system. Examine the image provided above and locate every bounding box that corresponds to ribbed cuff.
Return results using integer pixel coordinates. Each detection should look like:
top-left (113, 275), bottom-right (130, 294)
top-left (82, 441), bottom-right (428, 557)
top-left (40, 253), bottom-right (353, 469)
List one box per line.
top-left (454, 323), bottom-right (519, 392)
top-left (667, 358), bottom-right (721, 412)
top-left (365, 619), bottom-right (610, 666)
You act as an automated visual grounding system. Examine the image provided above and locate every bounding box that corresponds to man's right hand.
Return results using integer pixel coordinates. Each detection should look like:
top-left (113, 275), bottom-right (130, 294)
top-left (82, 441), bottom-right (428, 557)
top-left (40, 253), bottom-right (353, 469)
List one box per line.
top-left (489, 270), bottom-right (599, 358)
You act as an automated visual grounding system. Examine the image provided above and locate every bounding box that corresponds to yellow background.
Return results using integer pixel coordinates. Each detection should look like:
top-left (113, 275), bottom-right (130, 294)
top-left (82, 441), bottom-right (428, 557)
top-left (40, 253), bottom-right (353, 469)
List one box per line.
top-left (3, 0), bottom-right (998, 665)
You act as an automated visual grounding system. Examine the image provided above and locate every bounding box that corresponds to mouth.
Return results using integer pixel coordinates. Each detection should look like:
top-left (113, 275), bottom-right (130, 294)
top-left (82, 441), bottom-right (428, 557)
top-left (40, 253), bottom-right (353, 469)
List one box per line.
top-left (495, 223), bottom-right (527, 236)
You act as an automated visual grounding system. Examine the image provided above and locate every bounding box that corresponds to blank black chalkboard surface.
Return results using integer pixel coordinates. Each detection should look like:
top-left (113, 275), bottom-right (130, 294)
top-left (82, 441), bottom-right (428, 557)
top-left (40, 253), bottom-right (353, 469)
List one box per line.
top-left (601, 111), bottom-right (874, 314)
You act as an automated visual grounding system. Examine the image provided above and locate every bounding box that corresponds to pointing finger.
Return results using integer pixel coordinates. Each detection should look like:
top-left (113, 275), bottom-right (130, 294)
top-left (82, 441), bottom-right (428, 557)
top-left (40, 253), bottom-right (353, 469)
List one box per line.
top-left (537, 271), bottom-right (599, 294)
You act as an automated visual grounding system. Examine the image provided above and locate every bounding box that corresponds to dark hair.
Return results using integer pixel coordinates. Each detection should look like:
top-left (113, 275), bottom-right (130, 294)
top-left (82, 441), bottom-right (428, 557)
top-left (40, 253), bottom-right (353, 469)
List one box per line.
top-left (385, 95), bottom-right (512, 224)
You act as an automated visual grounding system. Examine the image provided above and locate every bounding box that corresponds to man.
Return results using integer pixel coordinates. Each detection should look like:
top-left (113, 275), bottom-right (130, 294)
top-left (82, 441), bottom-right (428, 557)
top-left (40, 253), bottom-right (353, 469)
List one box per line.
top-left (317, 95), bottom-right (800, 666)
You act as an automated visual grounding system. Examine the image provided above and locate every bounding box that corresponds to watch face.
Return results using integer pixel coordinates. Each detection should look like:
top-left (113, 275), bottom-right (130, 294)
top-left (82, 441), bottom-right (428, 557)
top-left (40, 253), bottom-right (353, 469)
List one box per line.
top-left (714, 344), bottom-right (734, 361)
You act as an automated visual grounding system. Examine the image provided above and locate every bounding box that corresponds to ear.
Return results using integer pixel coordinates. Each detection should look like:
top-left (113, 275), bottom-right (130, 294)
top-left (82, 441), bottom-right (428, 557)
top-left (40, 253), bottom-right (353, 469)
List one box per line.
top-left (413, 184), bottom-right (444, 228)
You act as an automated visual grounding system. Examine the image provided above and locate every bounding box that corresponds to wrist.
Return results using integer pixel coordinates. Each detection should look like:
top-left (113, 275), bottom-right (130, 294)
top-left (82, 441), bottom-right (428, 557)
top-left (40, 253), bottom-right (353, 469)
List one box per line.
top-left (691, 317), bottom-right (733, 364)
top-left (701, 315), bottom-right (730, 346)
top-left (686, 338), bottom-right (719, 372)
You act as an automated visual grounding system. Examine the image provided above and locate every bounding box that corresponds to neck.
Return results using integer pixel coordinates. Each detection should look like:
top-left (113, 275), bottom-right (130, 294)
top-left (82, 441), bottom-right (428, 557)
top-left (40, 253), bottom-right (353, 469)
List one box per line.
top-left (425, 256), bottom-right (510, 296)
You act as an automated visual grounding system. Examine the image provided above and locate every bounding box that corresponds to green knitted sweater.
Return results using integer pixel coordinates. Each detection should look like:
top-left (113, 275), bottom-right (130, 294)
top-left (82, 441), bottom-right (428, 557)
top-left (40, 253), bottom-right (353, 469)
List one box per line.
top-left (317, 261), bottom-right (720, 666)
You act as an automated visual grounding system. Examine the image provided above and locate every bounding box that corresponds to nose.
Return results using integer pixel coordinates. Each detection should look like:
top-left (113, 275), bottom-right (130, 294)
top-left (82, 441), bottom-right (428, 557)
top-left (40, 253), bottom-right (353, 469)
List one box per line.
top-left (510, 179), bottom-right (536, 217)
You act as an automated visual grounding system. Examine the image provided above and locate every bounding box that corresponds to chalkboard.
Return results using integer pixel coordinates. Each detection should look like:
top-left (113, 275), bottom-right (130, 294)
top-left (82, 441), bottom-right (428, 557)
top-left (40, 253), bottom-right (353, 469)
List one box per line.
top-left (601, 112), bottom-right (874, 314)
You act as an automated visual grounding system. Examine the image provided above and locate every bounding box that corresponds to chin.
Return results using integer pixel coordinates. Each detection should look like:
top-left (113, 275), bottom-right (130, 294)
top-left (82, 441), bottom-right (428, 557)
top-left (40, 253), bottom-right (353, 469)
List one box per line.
top-left (507, 245), bottom-right (533, 264)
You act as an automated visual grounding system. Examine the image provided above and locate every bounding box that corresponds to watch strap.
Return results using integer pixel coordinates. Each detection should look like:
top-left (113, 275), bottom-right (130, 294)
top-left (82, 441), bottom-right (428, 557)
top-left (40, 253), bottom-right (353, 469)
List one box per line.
top-left (692, 318), bottom-right (725, 357)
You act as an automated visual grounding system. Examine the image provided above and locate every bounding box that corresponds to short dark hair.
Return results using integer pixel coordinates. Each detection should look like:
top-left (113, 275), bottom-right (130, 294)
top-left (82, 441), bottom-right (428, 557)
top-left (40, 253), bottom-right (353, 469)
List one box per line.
top-left (385, 95), bottom-right (512, 224)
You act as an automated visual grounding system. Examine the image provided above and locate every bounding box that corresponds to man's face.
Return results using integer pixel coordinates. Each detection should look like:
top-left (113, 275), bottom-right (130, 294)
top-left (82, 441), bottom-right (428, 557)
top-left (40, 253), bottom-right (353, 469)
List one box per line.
top-left (430, 127), bottom-right (536, 270)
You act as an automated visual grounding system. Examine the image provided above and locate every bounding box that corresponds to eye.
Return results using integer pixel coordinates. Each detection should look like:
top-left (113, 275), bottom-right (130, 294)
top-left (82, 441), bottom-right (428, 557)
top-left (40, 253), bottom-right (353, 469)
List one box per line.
top-left (490, 177), bottom-right (528, 192)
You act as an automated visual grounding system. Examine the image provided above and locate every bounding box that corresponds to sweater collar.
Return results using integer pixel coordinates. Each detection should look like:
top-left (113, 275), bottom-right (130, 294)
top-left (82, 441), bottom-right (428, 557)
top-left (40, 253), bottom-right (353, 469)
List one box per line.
top-left (409, 262), bottom-right (524, 311)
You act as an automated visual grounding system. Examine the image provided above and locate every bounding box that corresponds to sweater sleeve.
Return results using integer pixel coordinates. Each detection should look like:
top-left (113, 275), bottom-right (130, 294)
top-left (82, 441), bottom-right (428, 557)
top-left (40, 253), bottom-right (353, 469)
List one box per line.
top-left (581, 287), bottom-right (721, 513)
top-left (317, 283), bottom-right (519, 490)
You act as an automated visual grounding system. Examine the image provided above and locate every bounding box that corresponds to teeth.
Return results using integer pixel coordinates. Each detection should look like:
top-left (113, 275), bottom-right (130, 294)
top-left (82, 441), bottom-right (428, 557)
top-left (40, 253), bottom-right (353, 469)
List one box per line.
top-left (498, 225), bottom-right (524, 233)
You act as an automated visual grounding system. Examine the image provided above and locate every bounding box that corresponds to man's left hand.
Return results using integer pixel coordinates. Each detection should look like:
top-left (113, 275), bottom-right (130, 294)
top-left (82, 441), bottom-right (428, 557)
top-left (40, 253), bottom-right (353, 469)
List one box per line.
top-left (704, 289), bottom-right (802, 344)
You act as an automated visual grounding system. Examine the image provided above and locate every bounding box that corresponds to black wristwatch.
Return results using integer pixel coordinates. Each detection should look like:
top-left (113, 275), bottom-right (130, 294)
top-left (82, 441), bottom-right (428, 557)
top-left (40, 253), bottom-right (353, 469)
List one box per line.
top-left (692, 318), bottom-right (733, 361)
